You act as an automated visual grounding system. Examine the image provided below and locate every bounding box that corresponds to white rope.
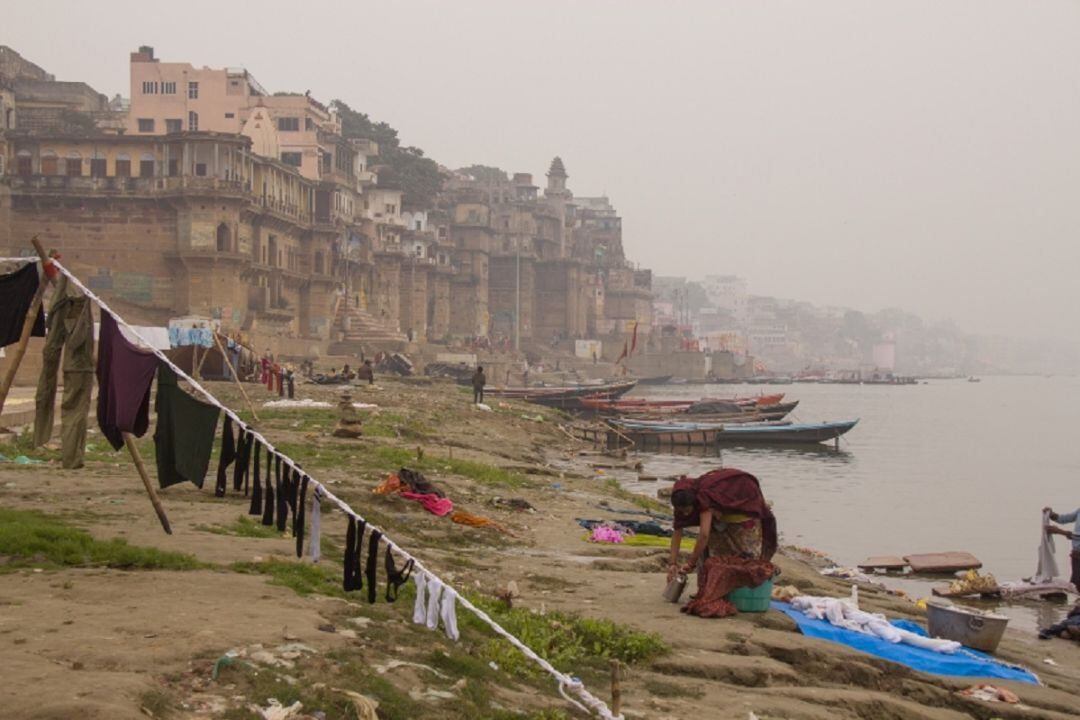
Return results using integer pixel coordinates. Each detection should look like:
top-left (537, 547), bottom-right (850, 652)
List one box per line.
top-left (48, 259), bottom-right (623, 720)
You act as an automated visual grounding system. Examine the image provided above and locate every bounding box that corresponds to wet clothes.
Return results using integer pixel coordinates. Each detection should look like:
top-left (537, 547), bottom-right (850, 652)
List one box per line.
top-left (152, 366), bottom-right (221, 488)
top-left (366, 529), bottom-right (383, 603)
top-left (33, 275), bottom-right (94, 469)
top-left (0, 261), bottom-right (45, 347)
top-left (385, 547), bottom-right (414, 602)
top-left (215, 417), bottom-right (237, 497)
top-left (672, 468), bottom-right (777, 560)
top-left (96, 310), bottom-right (159, 450)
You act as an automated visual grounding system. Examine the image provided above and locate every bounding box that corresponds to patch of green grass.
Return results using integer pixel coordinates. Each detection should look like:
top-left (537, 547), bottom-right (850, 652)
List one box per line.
top-left (231, 558), bottom-right (345, 599)
top-left (375, 447), bottom-right (526, 487)
top-left (465, 594), bottom-right (668, 678)
top-left (0, 508), bottom-right (205, 572)
top-left (139, 688), bottom-right (177, 719)
top-left (195, 516), bottom-right (283, 539)
top-left (603, 478), bottom-right (668, 513)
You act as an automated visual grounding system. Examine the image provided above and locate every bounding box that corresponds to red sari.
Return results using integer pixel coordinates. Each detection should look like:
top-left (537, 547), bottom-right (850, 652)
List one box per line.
top-left (672, 468), bottom-right (777, 561)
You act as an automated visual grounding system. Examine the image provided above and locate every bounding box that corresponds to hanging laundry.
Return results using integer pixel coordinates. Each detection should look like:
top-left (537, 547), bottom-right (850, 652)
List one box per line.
top-left (261, 448), bottom-right (275, 526)
top-left (309, 487), bottom-right (322, 563)
top-left (365, 530), bottom-right (383, 604)
top-left (249, 439), bottom-right (263, 514)
top-left (32, 274), bottom-right (93, 469)
top-left (215, 417), bottom-right (236, 497)
top-left (439, 586), bottom-right (460, 641)
top-left (294, 474), bottom-right (309, 559)
top-left (0, 261), bottom-right (45, 347)
top-left (413, 572), bottom-right (429, 625)
top-left (275, 456), bottom-right (289, 532)
top-left (344, 517), bottom-right (358, 592)
top-left (385, 547), bottom-right (414, 602)
top-left (232, 429), bottom-right (247, 492)
top-left (96, 310), bottom-right (159, 450)
top-left (399, 491), bottom-right (454, 517)
top-left (152, 365), bottom-right (221, 488)
top-left (425, 576), bottom-right (444, 630)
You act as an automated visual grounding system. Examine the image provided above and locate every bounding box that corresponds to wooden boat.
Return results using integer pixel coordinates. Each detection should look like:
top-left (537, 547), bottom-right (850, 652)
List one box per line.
top-left (493, 380), bottom-right (638, 410)
top-left (636, 375), bottom-right (674, 385)
top-left (608, 418), bottom-right (857, 447)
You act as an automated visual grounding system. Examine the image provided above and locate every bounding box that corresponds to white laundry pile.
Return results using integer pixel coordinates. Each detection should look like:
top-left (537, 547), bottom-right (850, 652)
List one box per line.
top-left (413, 572), bottom-right (460, 641)
top-left (790, 595), bottom-right (961, 654)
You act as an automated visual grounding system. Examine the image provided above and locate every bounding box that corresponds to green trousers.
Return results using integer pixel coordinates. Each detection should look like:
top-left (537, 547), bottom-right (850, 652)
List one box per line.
top-left (33, 278), bottom-right (94, 469)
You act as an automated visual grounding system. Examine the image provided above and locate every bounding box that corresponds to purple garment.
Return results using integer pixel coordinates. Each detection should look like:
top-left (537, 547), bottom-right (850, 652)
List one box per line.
top-left (96, 310), bottom-right (159, 450)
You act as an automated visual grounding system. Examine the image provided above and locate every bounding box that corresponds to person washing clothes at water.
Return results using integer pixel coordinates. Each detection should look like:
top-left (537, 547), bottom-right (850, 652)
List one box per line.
top-left (1043, 505), bottom-right (1080, 590)
top-left (667, 468), bottom-right (777, 584)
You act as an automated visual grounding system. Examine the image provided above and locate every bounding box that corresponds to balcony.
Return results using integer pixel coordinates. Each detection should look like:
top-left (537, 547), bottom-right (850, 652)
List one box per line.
top-left (7, 173), bottom-right (250, 198)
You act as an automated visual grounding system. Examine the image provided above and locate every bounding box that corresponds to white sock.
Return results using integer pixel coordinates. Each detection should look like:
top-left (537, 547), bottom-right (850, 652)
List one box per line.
top-left (440, 587), bottom-right (460, 641)
top-left (412, 572), bottom-right (428, 625)
top-left (425, 577), bottom-right (443, 630)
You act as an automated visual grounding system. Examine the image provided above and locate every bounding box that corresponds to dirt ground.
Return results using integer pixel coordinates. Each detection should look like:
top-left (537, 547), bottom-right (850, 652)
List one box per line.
top-left (2, 375), bottom-right (1079, 720)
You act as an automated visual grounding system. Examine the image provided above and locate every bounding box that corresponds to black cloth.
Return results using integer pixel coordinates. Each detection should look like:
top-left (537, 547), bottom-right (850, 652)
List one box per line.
top-left (152, 366), bottom-right (221, 489)
top-left (249, 439), bottom-right (263, 514)
top-left (275, 456), bottom-right (289, 532)
top-left (0, 261), bottom-right (45, 347)
top-left (1072, 550), bottom-right (1080, 592)
top-left (260, 448), bottom-right (276, 525)
top-left (399, 467), bottom-right (444, 498)
top-left (343, 517), bottom-right (367, 592)
top-left (233, 429), bottom-right (252, 493)
top-left (215, 417), bottom-right (236, 497)
top-left (96, 310), bottom-right (159, 450)
top-left (366, 529), bottom-right (382, 604)
top-left (295, 474), bottom-right (309, 559)
top-left (385, 547), bottom-right (414, 602)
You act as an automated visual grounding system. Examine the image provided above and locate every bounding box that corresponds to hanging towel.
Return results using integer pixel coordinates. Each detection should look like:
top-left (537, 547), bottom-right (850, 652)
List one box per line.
top-left (96, 310), bottom-right (159, 450)
top-left (425, 577), bottom-right (444, 630)
top-left (215, 417), bottom-right (236, 497)
top-left (439, 586), bottom-right (460, 641)
top-left (1036, 509), bottom-right (1059, 583)
top-left (413, 572), bottom-right (429, 625)
top-left (0, 261), bottom-right (45, 347)
top-left (309, 487), bottom-right (322, 563)
top-left (152, 365), bottom-right (221, 488)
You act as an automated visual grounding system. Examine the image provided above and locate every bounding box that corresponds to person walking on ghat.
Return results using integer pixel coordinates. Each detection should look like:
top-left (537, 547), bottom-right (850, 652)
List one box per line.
top-left (1044, 505), bottom-right (1080, 590)
top-left (472, 365), bottom-right (487, 404)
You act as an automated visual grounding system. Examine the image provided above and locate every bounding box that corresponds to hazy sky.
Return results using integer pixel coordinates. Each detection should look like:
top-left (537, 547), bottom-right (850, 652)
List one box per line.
top-left (8, 1), bottom-right (1080, 339)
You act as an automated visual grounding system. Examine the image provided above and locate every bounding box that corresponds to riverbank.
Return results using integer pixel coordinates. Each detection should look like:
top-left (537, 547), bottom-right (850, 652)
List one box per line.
top-left (1, 377), bottom-right (1079, 719)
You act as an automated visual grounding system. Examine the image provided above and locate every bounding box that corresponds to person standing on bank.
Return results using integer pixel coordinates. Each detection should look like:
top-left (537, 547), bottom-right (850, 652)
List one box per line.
top-left (472, 365), bottom-right (487, 404)
top-left (1044, 506), bottom-right (1080, 590)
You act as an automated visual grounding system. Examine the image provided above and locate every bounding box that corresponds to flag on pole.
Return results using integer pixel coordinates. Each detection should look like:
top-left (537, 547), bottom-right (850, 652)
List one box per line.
top-left (629, 321), bottom-right (639, 355)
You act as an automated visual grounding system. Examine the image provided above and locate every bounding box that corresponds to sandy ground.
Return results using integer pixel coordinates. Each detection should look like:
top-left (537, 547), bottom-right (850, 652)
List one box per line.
top-left (2, 376), bottom-right (1079, 720)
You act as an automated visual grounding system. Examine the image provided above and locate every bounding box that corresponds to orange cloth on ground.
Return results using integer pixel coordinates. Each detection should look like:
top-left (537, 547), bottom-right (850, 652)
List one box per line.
top-left (373, 474), bottom-right (403, 495)
top-left (451, 510), bottom-right (510, 534)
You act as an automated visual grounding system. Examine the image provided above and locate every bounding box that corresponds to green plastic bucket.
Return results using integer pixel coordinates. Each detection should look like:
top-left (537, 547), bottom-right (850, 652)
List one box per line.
top-left (727, 577), bottom-right (773, 612)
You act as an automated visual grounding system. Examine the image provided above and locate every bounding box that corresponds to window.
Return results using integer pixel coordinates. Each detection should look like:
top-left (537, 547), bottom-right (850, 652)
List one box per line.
top-left (385, 204), bottom-right (396, 215)
top-left (116, 155), bottom-right (131, 177)
top-left (216, 223), bottom-right (231, 252)
top-left (65, 154), bottom-right (82, 177)
top-left (225, 112), bottom-right (235, 119)
top-left (416, 220), bottom-right (422, 230)
top-left (139, 155), bottom-right (155, 177)
top-left (188, 81), bottom-right (199, 99)
top-left (168, 158), bottom-right (179, 176)
top-left (90, 158), bottom-right (107, 177)
top-left (137, 118), bottom-right (155, 132)
top-left (305, 117), bottom-right (314, 131)
top-left (17, 151), bottom-right (32, 176)
top-left (280, 152), bottom-right (302, 167)
top-left (314, 251), bottom-right (325, 275)
top-left (162, 81), bottom-right (176, 94)
top-left (277, 117), bottom-right (300, 132)
top-left (142, 81), bottom-right (158, 94)
top-left (165, 118), bottom-right (182, 134)
top-left (195, 163), bottom-right (207, 177)
top-left (188, 111), bottom-right (199, 131)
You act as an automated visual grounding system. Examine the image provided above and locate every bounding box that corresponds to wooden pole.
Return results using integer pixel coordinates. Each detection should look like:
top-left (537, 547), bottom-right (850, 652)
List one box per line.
top-left (214, 332), bottom-right (259, 422)
top-left (0, 268), bottom-right (47, 418)
top-left (123, 432), bottom-right (172, 534)
top-left (609, 659), bottom-right (622, 716)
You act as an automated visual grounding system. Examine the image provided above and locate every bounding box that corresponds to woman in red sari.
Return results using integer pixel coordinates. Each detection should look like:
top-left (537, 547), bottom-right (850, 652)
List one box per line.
top-left (668, 468), bottom-right (777, 580)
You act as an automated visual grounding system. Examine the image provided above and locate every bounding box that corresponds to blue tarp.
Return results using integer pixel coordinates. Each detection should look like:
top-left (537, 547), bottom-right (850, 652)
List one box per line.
top-left (771, 601), bottom-right (1039, 685)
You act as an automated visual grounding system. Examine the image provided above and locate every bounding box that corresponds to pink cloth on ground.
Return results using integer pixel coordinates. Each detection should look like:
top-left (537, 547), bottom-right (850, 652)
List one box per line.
top-left (400, 491), bottom-right (454, 516)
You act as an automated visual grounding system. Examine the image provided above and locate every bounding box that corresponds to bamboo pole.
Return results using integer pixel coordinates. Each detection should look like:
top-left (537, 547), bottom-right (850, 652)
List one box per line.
top-left (609, 660), bottom-right (622, 716)
top-left (214, 332), bottom-right (259, 422)
top-left (0, 262), bottom-right (47, 418)
top-left (123, 432), bottom-right (172, 534)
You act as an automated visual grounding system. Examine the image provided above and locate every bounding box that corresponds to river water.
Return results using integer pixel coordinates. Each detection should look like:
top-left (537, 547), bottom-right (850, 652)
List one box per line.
top-left (615, 376), bottom-right (1080, 632)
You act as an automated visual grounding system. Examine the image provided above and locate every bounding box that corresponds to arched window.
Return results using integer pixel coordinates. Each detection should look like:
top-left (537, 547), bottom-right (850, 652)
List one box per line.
top-left (65, 152), bottom-right (82, 177)
top-left (16, 150), bottom-right (32, 176)
top-left (41, 150), bottom-right (58, 176)
top-left (216, 223), bottom-right (231, 252)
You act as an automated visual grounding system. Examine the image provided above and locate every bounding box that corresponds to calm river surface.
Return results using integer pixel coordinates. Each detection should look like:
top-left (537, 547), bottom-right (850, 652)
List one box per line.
top-left (617, 376), bottom-right (1080, 632)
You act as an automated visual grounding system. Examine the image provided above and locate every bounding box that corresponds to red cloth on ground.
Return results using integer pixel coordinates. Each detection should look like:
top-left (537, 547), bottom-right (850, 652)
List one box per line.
top-left (399, 491), bottom-right (454, 517)
top-left (673, 468), bottom-right (778, 560)
top-left (681, 555), bottom-right (776, 618)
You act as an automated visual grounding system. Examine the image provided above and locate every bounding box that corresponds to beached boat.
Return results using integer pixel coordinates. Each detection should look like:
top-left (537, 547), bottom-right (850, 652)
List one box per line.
top-left (488, 380), bottom-right (638, 410)
top-left (608, 418), bottom-right (858, 447)
top-left (636, 375), bottom-right (674, 385)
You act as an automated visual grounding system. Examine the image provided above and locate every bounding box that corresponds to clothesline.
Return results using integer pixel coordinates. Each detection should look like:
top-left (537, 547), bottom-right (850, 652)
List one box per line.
top-left (45, 258), bottom-right (621, 720)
